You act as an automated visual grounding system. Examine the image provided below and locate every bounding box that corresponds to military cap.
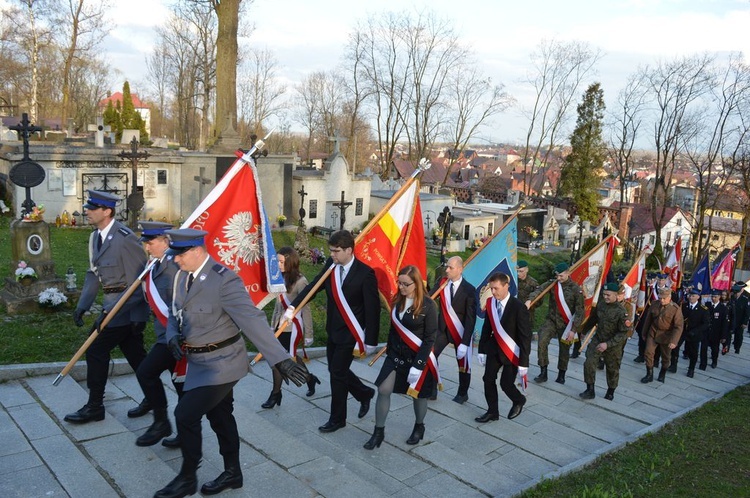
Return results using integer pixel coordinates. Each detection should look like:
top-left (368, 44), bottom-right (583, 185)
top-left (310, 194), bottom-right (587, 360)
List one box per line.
top-left (165, 228), bottom-right (207, 255)
top-left (657, 287), bottom-right (672, 297)
top-left (603, 282), bottom-right (620, 292)
top-left (687, 287), bottom-right (701, 296)
top-left (554, 262), bottom-right (569, 274)
top-left (647, 272), bottom-right (657, 279)
top-left (711, 289), bottom-right (722, 296)
top-left (732, 283), bottom-right (745, 292)
top-left (733, 281), bottom-right (746, 288)
top-left (139, 221), bottom-right (174, 242)
top-left (517, 260), bottom-right (529, 269)
top-left (83, 190), bottom-right (120, 210)
top-left (657, 272), bottom-right (669, 279)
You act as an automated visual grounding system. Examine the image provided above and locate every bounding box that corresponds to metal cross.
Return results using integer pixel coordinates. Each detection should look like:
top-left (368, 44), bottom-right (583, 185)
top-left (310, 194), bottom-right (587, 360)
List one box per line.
top-left (118, 136), bottom-right (150, 228)
top-left (331, 190), bottom-right (352, 230)
top-left (8, 113), bottom-right (45, 216)
top-left (297, 184), bottom-right (308, 224)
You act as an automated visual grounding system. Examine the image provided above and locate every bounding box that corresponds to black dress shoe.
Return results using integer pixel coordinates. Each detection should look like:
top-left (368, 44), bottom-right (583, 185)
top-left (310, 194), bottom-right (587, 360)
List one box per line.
top-left (64, 403), bottom-right (105, 424)
top-left (474, 412), bottom-right (499, 423)
top-left (128, 398), bottom-right (152, 418)
top-left (358, 388), bottom-right (375, 419)
top-left (153, 473), bottom-right (197, 498)
top-left (136, 419), bottom-right (172, 447)
top-left (306, 374), bottom-right (321, 397)
top-left (200, 467), bottom-right (243, 495)
top-left (318, 420), bottom-right (346, 433)
top-left (161, 435), bottom-right (181, 448)
top-left (452, 394), bottom-right (469, 404)
top-left (507, 399), bottom-right (526, 420)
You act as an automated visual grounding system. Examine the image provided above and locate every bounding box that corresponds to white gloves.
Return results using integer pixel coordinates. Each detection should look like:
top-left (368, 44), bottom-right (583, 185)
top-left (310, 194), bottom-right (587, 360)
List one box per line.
top-left (517, 366), bottom-right (528, 377)
top-left (407, 367), bottom-right (422, 385)
top-left (456, 344), bottom-right (468, 360)
top-left (364, 344), bottom-right (378, 356)
top-left (517, 366), bottom-right (528, 391)
top-left (283, 306), bottom-right (295, 322)
top-left (477, 354), bottom-right (487, 366)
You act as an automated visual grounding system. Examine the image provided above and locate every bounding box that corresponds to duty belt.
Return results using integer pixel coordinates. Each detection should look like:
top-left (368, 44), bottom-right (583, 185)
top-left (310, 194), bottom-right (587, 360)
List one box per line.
top-left (184, 334), bottom-right (241, 354)
top-left (103, 285), bottom-right (128, 294)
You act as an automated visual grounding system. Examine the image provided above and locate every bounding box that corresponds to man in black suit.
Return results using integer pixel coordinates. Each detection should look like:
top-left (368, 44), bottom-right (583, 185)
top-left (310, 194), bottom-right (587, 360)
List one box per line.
top-left (676, 287), bottom-right (710, 377)
top-left (287, 230), bottom-right (381, 432)
top-left (475, 272), bottom-right (532, 422)
top-left (431, 256), bottom-right (477, 404)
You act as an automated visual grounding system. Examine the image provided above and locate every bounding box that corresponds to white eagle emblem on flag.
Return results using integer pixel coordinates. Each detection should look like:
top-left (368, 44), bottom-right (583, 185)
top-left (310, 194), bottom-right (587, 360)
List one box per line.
top-left (213, 211), bottom-right (262, 271)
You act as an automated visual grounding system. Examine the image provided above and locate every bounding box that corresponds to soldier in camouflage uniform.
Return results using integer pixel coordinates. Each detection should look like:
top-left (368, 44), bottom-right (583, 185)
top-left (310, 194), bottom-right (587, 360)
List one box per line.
top-left (525, 262), bottom-right (584, 384)
top-left (516, 260), bottom-right (539, 304)
top-left (579, 282), bottom-right (630, 400)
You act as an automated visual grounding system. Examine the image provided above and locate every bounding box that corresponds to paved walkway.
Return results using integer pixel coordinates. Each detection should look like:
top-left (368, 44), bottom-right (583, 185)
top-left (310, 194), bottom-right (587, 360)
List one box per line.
top-left (1, 338), bottom-right (749, 498)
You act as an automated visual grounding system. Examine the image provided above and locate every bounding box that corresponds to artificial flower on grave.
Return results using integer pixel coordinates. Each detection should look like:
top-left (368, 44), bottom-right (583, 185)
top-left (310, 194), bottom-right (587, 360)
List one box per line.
top-left (38, 287), bottom-right (68, 308)
top-left (15, 260), bottom-right (38, 281)
top-left (23, 204), bottom-right (46, 222)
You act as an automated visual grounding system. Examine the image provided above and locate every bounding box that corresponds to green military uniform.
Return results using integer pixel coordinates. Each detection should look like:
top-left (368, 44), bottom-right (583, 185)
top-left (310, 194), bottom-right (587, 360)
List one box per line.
top-left (528, 275), bottom-right (584, 375)
top-left (517, 275), bottom-right (539, 304)
top-left (581, 299), bottom-right (629, 392)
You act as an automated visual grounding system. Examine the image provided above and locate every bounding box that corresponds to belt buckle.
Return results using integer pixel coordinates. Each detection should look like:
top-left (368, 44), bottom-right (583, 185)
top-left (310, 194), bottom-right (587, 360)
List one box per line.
top-left (207, 343), bottom-right (218, 352)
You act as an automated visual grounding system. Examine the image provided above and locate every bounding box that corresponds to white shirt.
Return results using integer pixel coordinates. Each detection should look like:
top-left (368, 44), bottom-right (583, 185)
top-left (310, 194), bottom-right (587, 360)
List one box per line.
top-left (98, 218), bottom-right (115, 244)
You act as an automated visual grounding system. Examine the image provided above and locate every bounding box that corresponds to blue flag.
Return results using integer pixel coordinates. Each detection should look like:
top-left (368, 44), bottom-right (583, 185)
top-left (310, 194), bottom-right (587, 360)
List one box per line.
top-left (462, 218), bottom-right (518, 340)
top-left (688, 253), bottom-right (711, 293)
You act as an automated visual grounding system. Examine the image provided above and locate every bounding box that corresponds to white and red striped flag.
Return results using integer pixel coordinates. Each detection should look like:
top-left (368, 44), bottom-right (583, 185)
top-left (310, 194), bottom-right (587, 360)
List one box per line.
top-left (662, 238), bottom-right (682, 291)
top-left (568, 235), bottom-right (619, 322)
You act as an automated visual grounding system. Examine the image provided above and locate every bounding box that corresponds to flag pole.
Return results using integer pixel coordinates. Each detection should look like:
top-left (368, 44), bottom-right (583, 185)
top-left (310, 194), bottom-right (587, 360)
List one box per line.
top-left (368, 203), bottom-right (526, 366)
top-left (251, 159), bottom-right (432, 365)
top-left (527, 232), bottom-right (619, 309)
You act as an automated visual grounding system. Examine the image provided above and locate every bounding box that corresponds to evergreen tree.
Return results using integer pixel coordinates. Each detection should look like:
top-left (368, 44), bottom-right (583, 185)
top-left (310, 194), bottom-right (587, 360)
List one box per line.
top-left (558, 83), bottom-right (607, 223)
top-left (121, 80), bottom-right (137, 131)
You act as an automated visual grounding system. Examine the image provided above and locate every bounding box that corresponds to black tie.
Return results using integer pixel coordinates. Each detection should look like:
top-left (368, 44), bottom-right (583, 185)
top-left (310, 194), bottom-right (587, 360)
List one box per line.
top-left (449, 282), bottom-right (454, 300)
top-left (96, 232), bottom-right (103, 251)
top-left (152, 260), bottom-right (160, 274)
top-left (187, 273), bottom-right (194, 292)
top-left (339, 265), bottom-right (345, 281)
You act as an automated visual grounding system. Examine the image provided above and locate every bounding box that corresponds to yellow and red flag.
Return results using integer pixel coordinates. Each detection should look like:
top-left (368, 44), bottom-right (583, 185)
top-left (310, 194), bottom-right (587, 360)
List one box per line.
top-left (355, 181), bottom-right (426, 302)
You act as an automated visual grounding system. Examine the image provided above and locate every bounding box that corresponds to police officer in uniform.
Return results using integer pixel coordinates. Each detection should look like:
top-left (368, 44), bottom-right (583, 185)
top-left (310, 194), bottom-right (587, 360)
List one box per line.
top-left (676, 287), bottom-right (710, 377)
top-left (153, 229), bottom-right (309, 498)
top-left (579, 282), bottom-right (630, 400)
top-left (727, 282), bottom-right (750, 354)
top-left (132, 221), bottom-right (181, 447)
top-left (65, 190), bottom-right (149, 424)
top-left (704, 289), bottom-right (728, 369)
top-left (640, 287), bottom-right (683, 383)
top-left (526, 262), bottom-right (584, 385)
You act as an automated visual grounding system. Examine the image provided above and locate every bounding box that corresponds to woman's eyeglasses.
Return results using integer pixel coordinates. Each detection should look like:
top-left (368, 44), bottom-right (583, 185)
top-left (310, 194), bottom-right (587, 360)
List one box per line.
top-left (397, 281), bottom-right (415, 287)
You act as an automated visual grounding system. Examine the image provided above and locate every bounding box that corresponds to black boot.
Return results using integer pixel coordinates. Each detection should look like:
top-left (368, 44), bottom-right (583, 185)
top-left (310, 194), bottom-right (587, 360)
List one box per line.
top-left (136, 409), bottom-right (172, 447)
top-left (604, 388), bottom-right (615, 400)
top-left (162, 435), bottom-right (181, 449)
top-left (64, 402), bottom-right (105, 424)
top-left (555, 370), bottom-right (566, 384)
top-left (200, 466), bottom-right (243, 495)
top-left (363, 426), bottom-right (385, 450)
top-left (668, 362), bottom-right (677, 373)
top-left (406, 423), bottom-right (425, 445)
top-left (534, 366), bottom-right (548, 383)
top-left (128, 398), bottom-right (152, 418)
top-left (633, 355), bottom-right (645, 363)
top-left (641, 367), bottom-right (654, 383)
top-left (306, 374), bottom-right (321, 397)
top-left (579, 383), bottom-right (595, 399)
top-left (657, 368), bottom-right (667, 382)
top-left (687, 368), bottom-right (695, 378)
top-left (261, 391), bottom-right (282, 409)
top-left (154, 473), bottom-right (197, 498)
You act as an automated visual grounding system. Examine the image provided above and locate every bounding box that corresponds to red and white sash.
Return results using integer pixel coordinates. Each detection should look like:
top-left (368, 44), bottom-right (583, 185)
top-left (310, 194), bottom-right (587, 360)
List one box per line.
top-left (170, 270), bottom-right (187, 384)
top-left (554, 282), bottom-right (576, 342)
top-left (330, 266), bottom-right (366, 355)
top-left (143, 261), bottom-right (169, 327)
top-left (278, 293), bottom-right (304, 357)
top-left (439, 280), bottom-right (471, 373)
top-left (390, 306), bottom-right (441, 398)
top-left (485, 297), bottom-right (521, 366)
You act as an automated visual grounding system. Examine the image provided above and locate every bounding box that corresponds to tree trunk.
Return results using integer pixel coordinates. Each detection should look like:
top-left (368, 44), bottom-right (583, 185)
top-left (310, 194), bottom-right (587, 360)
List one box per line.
top-left (213, 0), bottom-right (240, 138)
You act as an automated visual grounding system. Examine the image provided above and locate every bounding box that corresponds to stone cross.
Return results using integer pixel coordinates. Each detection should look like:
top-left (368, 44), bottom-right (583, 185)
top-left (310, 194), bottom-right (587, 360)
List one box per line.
top-left (331, 190), bottom-right (352, 230)
top-left (193, 167), bottom-right (212, 201)
top-left (328, 130), bottom-right (348, 155)
top-left (87, 117), bottom-right (111, 148)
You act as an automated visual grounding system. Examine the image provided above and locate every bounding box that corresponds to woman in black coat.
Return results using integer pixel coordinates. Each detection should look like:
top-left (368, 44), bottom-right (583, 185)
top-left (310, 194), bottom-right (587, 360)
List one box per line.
top-left (364, 265), bottom-right (438, 449)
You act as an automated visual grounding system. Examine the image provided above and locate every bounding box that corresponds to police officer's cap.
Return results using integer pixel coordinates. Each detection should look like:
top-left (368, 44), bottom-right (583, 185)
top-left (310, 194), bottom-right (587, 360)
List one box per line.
top-left (554, 262), bottom-right (569, 274)
top-left (603, 282), bottom-right (619, 293)
top-left (711, 289), bottom-right (722, 296)
top-left (83, 190), bottom-right (120, 210)
top-left (517, 260), bottom-right (529, 269)
top-left (165, 228), bottom-right (208, 255)
top-left (687, 287), bottom-right (701, 296)
top-left (139, 221), bottom-right (174, 242)
top-left (732, 283), bottom-right (745, 292)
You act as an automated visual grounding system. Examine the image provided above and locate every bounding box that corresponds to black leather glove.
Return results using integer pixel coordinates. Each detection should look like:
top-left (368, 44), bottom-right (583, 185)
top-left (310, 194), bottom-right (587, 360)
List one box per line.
top-left (168, 335), bottom-right (185, 361)
top-left (275, 358), bottom-right (309, 387)
top-left (73, 309), bottom-right (85, 327)
top-left (90, 311), bottom-right (108, 333)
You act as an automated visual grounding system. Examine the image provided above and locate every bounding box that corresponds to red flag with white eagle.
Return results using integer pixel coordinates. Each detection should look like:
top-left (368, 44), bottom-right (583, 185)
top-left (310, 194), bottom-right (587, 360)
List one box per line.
top-left (354, 180), bottom-right (427, 302)
top-left (181, 149), bottom-right (285, 308)
top-left (568, 235), bottom-right (618, 322)
top-left (662, 238), bottom-right (682, 291)
top-left (711, 244), bottom-right (740, 291)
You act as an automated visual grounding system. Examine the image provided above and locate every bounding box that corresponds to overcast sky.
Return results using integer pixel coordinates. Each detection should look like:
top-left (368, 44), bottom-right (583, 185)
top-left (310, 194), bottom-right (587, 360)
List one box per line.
top-left (24, 0), bottom-right (750, 145)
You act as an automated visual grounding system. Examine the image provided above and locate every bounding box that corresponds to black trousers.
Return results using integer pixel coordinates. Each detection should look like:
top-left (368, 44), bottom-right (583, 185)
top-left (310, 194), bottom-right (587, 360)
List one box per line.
top-left (326, 340), bottom-right (371, 424)
top-left (136, 342), bottom-right (182, 410)
top-left (434, 328), bottom-right (471, 397)
top-left (732, 326), bottom-right (745, 351)
top-left (482, 353), bottom-right (524, 415)
top-left (174, 381), bottom-right (239, 476)
top-left (86, 321), bottom-right (146, 402)
top-left (700, 332), bottom-right (720, 366)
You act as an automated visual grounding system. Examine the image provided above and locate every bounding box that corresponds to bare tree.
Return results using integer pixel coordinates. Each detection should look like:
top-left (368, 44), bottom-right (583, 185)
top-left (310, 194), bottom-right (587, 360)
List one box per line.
top-left (13, 0), bottom-right (54, 121)
top-left (520, 39), bottom-right (602, 196)
top-left (145, 40), bottom-right (171, 137)
top-left (292, 72), bottom-right (323, 162)
top-left (237, 47), bottom-right (286, 139)
top-left (645, 53), bottom-right (714, 252)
